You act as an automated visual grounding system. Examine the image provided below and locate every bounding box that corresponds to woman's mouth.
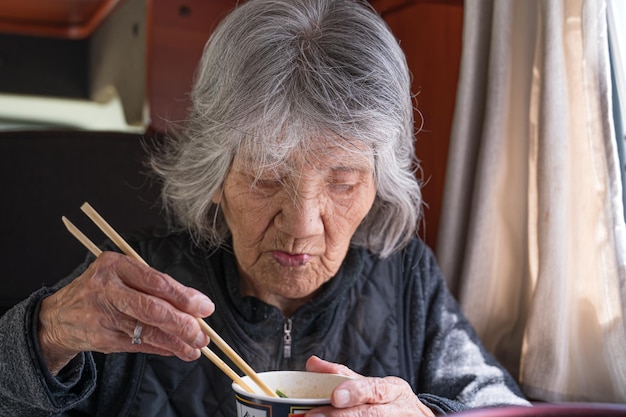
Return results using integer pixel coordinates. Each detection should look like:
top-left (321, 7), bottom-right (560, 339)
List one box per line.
top-left (271, 251), bottom-right (312, 267)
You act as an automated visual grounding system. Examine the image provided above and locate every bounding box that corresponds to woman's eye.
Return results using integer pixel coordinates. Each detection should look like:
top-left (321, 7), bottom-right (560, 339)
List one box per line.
top-left (251, 178), bottom-right (283, 193)
top-left (256, 179), bottom-right (281, 187)
top-left (328, 170), bottom-right (363, 192)
top-left (328, 181), bottom-right (355, 193)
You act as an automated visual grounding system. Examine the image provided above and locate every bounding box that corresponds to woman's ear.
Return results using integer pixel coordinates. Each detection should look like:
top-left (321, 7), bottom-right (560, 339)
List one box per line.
top-left (211, 184), bottom-right (223, 204)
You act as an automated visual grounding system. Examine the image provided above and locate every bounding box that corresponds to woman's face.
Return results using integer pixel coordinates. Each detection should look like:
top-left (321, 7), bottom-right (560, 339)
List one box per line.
top-left (215, 140), bottom-right (376, 314)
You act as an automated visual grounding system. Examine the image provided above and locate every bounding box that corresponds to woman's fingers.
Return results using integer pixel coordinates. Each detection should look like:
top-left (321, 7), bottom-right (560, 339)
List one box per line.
top-left (99, 251), bottom-right (215, 318)
top-left (94, 254), bottom-right (212, 357)
top-left (331, 376), bottom-right (409, 408)
top-left (309, 377), bottom-right (434, 417)
top-left (305, 356), bottom-right (435, 417)
top-left (38, 251), bottom-right (216, 372)
top-left (81, 253), bottom-right (209, 353)
top-left (106, 285), bottom-right (209, 350)
top-left (307, 400), bottom-right (434, 417)
top-left (305, 355), bottom-right (361, 377)
top-left (100, 314), bottom-right (204, 361)
top-left (117, 321), bottom-right (203, 361)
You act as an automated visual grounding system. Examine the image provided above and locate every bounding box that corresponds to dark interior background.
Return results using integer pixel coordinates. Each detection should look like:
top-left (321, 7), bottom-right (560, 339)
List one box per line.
top-left (0, 131), bottom-right (165, 312)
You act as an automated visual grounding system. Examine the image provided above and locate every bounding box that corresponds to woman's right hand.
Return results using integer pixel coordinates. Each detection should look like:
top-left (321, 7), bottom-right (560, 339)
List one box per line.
top-left (38, 251), bottom-right (215, 375)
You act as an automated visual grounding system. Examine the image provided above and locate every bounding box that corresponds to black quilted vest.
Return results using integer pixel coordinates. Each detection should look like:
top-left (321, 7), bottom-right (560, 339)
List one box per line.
top-left (113, 234), bottom-right (421, 417)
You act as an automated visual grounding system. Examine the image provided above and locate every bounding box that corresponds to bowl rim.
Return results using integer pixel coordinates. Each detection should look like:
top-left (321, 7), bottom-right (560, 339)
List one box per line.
top-left (231, 370), bottom-right (352, 404)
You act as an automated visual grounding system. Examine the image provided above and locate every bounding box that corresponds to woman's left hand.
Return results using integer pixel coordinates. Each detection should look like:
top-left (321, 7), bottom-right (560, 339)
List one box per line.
top-left (305, 356), bottom-right (435, 417)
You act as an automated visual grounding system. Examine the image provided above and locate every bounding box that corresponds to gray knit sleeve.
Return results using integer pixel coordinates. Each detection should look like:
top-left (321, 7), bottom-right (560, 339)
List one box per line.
top-left (407, 241), bottom-right (530, 411)
top-left (0, 287), bottom-right (97, 416)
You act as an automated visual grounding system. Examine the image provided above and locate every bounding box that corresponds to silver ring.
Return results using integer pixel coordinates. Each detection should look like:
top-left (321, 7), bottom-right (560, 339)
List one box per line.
top-left (131, 321), bottom-right (143, 345)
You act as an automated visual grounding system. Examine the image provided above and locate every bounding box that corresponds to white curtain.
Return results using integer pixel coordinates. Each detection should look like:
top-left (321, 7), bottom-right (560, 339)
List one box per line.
top-left (436, 0), bottom-right (626, 402)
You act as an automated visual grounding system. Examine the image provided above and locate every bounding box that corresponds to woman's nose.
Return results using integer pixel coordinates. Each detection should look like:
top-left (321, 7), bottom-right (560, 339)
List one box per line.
top-left (275, 193), bottom-right (324, 238)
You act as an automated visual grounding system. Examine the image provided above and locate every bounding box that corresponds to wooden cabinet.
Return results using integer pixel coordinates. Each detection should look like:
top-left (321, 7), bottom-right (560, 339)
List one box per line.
top-left (0, 0), bottom-right (147, 126)
top-left (0, 0), bottom-right (121, 39)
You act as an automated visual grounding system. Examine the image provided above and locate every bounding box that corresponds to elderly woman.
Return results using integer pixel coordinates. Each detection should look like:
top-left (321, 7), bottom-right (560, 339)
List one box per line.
top-left (0, 0), bottom-right (529, 416)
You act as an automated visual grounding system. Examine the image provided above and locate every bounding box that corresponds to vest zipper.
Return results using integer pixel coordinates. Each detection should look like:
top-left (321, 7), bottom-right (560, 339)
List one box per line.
top-left (283, 318), bottom-right (292, 359)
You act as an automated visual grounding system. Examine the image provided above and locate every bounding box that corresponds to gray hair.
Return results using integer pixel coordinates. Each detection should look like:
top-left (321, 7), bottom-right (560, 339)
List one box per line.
top-left (150, 0), bottom-right (422, 258)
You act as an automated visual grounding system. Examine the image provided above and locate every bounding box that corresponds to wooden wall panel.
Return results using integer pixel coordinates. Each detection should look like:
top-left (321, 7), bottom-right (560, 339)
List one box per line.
top-left (148, 0), bottom-right (237, 132)
top-left (373, 0), bottom-right (464, 248)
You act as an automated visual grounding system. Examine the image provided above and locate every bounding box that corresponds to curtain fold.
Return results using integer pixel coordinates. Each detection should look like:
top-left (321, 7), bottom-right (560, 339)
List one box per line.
top-left (437, 0), bottom-right (626, 402)
top-left (607, 0), bottom-right (626, 219)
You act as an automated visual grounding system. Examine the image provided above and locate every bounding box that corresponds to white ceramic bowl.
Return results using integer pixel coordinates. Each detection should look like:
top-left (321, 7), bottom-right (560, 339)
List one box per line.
top-left (232, 371), bottom-right (351, 417)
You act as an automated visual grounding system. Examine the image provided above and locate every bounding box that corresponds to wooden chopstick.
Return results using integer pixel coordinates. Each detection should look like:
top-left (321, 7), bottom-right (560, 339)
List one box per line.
top-left (62, 217), bottom-right (103, 258)
top-left (195, 319), bottom-right (278, 396)
top-left (79, 202), bottom-right (147, 266)
top-left (201, 347), bottom-right (255, 393)
top-left (62, 207), bottom-right (259, 396)
top-left (78, 202), bottom-right (277, 397)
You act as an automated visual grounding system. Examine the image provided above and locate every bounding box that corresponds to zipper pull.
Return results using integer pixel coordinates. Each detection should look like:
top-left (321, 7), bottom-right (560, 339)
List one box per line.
top-left (283, 318), bottom-right (292, 359)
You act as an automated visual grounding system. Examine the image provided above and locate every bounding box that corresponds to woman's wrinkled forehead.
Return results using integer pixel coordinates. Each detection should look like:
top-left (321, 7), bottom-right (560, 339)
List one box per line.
top-left (234, 135), bottom-right (374, 174)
